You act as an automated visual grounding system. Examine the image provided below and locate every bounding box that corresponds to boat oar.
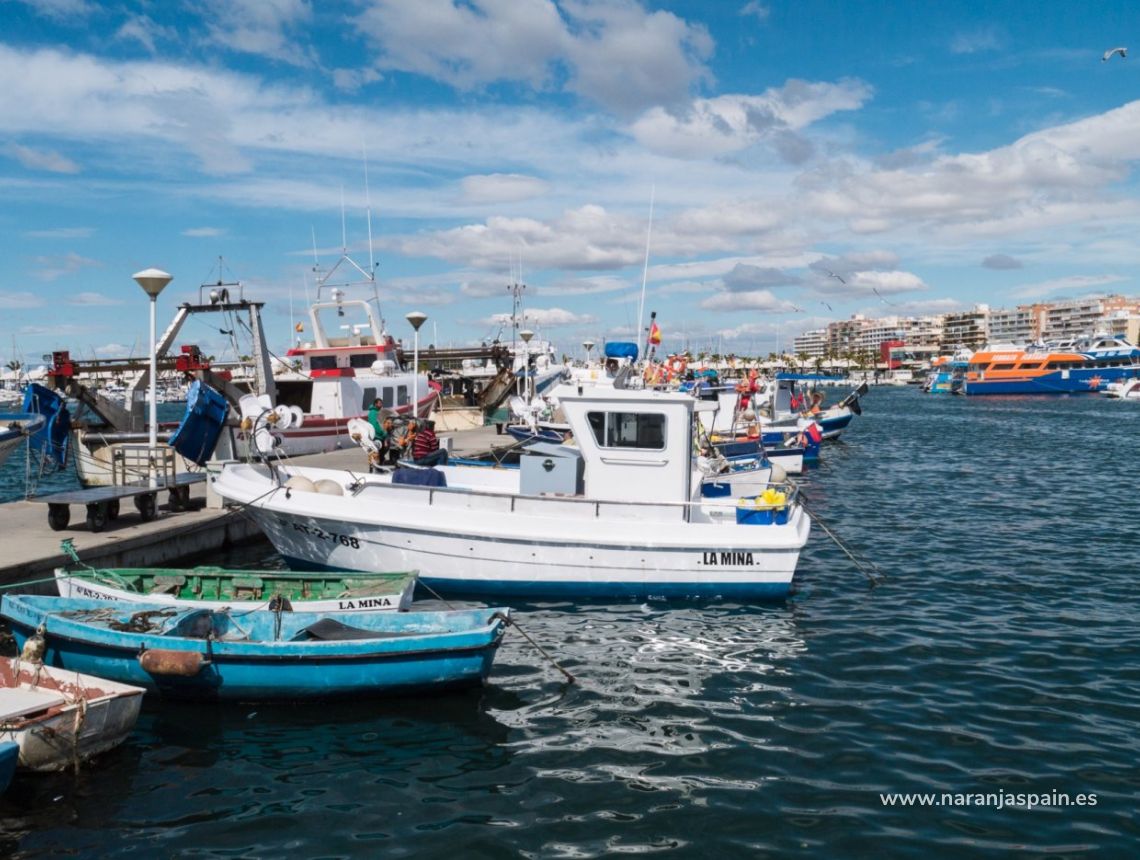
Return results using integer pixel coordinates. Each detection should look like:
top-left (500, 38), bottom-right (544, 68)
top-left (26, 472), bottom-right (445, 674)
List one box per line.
top-left (796, 494), bottom-right (886, 587)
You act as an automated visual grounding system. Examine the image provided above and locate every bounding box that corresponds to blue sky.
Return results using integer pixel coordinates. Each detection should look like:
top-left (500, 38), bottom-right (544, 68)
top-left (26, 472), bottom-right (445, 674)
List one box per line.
top-left (4, 0), bottom-right (1140, 364)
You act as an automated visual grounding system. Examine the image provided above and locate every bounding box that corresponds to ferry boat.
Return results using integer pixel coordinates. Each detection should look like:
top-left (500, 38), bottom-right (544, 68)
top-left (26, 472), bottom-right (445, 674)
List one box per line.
top-left (964, 335), bottom-right (1140, 395)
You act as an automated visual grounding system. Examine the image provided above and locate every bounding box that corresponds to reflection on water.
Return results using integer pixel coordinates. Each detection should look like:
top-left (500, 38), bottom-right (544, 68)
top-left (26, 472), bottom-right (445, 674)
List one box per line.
top-left (2, 389), bottom-right (1139, 855)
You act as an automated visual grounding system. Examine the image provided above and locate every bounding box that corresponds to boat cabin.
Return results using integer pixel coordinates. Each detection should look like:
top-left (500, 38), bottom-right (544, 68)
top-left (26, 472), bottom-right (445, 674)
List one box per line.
top-left (551, 383), bottom-right (695, 504)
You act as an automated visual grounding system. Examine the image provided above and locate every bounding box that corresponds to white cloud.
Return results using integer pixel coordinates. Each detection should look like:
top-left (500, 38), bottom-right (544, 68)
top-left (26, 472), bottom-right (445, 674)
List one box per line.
top-left (353, 0), bottom-right (713, 115)
top-left (700, 289), bottom-right (801, 312)
top-left (22, 226), bottom-right (94, 239)
top-left (1010, 274), bottom-right (1127, 300)
top-left (201, 0), bottom-right (314, 66)
top-left (0, 292), bottom-right (43, 309)
top-left (739, 2), bottom-right (769, 22)
top-left (461, 173), bottom-right (549, 204)
top-left (982, 253), bottom-right (1022, 270)
top-left (950, 27), bottom-right (1002, 55)
top-left (115, 15), bottom-right (179, 54)
top-left (630, 78), bottom-right (873, 158)
top-left (31, 252), bottom-right (101, 281)
top-left (94, 342), bottom-right (133, 356)
top-left (538, 275), bottom-right (630, 296)
top-left (183, 227), bottom-right (225, 237)
top-left (7, 143), bottom-right (79, 173)
top-left (849, 270), bottom-right (927, 295)
top-left (485, 307), bottom-right (596, 327)
top-left (71, 291), bottom-right (122, 305)
top-left (11, 0), bottom-right (94, 21)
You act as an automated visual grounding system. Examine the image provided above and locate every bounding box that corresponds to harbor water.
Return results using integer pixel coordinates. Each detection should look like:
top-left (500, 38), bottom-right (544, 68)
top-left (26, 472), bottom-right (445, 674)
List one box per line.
top-left (1, 387), bottom-right (1137, 856)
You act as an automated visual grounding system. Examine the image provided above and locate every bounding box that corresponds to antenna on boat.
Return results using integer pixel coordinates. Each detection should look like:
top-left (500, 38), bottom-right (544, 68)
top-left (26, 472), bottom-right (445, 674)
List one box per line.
top-left (636, 185), bottom-right (655, 363)
top-left (363, 141), bottom-right (376, 279)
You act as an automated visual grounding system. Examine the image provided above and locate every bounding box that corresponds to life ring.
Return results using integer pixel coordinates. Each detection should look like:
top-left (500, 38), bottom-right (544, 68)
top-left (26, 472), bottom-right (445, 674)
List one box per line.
top-left (666, 356), bottom-right (687, 377)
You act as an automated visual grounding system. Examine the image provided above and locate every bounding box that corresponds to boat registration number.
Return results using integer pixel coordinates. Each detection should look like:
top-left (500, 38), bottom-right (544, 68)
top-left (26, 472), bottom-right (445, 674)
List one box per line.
top-left (292, 522), bottom-right (361, 549)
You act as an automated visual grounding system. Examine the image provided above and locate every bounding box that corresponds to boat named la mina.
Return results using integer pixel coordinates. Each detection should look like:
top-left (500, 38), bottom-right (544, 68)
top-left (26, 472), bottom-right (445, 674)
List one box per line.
top-left (214, 382), bottom-right (812, 599)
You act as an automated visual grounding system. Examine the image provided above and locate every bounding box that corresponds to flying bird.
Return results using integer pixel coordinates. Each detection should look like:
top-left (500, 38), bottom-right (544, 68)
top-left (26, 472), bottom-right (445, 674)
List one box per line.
top-left (820, 300), bottom-right (833, 311)
top-left (872, 288), bottom-right (898, 307)
top-left (825, 269), bottom-right (846, 284)
top-left (1103, 46), bottom-right (1127, 62)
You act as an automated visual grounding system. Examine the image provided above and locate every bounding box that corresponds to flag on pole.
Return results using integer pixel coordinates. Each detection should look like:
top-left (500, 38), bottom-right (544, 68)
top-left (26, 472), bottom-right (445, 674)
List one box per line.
top-left (648, 321), bottom-right (662, 345)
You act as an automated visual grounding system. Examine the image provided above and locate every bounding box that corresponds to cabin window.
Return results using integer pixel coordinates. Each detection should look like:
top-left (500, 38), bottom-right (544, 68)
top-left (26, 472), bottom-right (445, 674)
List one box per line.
top-left (309, 355), bottom-right (337, 370)
top-left (992, 363), bottom-right (1015, 371)
top-left (586, 411), bottom-right (667, 450)
top-left (397, 385), bottom-right (410, 406)
top-left (361, 387), bottom-right (376, 410)
top-left (349, 354), bottom-right (377, 369)
top-left (380, 387), bottom-right (394, 408)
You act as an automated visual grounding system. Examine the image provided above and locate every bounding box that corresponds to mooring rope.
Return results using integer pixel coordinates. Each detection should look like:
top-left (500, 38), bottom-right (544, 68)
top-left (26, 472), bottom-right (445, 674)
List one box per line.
top-left (796, 493), bottom-right (886, 587)
top-left (416, 580), bottom-right (575, 683)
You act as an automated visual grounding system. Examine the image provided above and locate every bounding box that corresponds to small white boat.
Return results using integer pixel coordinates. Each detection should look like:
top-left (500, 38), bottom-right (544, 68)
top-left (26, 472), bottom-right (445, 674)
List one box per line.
top-left (0, 656), bottom-right (145, 772)
top-left (1104, 377), bottom-right (1140, 399)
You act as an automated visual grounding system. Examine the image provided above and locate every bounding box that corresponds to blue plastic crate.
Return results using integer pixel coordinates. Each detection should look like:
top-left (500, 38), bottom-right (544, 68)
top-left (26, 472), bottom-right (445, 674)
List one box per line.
top-left (735, 506), bottom-right (789, 525)
top-left (702, 482), bottom-right (732, 498)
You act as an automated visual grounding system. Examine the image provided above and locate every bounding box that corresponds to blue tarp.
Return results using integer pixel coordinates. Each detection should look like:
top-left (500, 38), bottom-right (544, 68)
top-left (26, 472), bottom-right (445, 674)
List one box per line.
top-left (169, 380), bottom-right (229, 465)
top-left (22, 383), bottom-right (70, 467)
top-left (392, 467), bottom-right (447, 487)
top-left (604, 342), bottom-right (638, 360)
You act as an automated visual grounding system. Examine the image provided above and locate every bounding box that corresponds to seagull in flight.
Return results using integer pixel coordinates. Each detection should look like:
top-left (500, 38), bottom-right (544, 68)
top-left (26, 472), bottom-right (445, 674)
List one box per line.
top-left (873, 288), bottom-right (898, 307)
top-left (825, 269), bottom-right (846, 284)
top-left (1103, 46), bottom-right (1127, 62)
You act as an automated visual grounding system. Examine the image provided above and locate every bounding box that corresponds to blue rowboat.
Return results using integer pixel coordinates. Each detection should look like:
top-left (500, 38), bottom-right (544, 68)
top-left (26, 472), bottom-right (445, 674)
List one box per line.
top-left (0, 741), bottom-right (17, 794)
top-left (1, 595), bottom-right (510, 702)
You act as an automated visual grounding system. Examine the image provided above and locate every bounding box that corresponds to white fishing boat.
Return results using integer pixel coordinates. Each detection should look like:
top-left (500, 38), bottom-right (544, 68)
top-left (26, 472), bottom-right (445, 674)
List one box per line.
top-left (214, 383), bottom-right (811, 599)
top-left (0, 656), bottom-right (144, 772)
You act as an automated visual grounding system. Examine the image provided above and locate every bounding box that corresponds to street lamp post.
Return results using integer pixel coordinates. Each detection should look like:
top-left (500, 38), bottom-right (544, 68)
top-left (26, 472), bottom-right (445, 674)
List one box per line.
top-left (405, 311), bottom-right (428, 419)
top-left (519, 329), bottom-right (535, 400)
top-left (582, 339), bottom-right (595, 365)
top-left (133, 268), bottom-right (173, 487)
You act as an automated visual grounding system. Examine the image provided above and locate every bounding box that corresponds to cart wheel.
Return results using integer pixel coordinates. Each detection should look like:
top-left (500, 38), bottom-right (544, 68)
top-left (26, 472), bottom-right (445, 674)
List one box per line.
top-left (168, 488), bottom-right (184, 511)
top-left (178, 485), bottom-right (193, 510)
top-left (107, 499), bottom-right (120, 520)
top-left (47, 504), bottom-right (71, 531)
top-left (86, 502), bottom-right (108, 533)
top-left (136, 493), bottom-right (157, 522)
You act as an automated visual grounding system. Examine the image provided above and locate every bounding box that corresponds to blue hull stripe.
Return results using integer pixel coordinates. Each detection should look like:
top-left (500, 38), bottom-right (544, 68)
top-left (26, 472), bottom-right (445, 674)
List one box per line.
top-left (282, 556), bottom-right (791, 601)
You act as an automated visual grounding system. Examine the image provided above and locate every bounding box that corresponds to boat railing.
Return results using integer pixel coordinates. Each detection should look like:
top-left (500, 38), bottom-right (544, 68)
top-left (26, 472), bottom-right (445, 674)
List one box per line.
top-left (341, 471), bottom-right (801, 523)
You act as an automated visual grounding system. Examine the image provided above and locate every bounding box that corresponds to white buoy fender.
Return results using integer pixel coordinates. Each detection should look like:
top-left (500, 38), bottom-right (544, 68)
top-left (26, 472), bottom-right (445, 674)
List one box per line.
top-left (314, 479), bottom-right (344, 496)
top-left (289, 406), bottom-right (304, 428)
top-left (284, 475), bottom-right (317, 493)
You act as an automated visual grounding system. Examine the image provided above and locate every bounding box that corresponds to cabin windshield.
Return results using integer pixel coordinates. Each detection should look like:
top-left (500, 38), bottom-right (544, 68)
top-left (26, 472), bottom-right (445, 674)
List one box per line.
top-left (586, 412), bottom-right (666, 449)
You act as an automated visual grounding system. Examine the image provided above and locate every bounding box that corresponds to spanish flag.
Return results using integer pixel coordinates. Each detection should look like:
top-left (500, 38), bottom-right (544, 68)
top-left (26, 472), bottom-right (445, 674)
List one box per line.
top-left (648, 321), bottom-right (662, 345)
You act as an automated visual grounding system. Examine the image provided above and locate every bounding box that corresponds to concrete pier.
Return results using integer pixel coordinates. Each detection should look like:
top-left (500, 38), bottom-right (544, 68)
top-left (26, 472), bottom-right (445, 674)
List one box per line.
top-left (0, 423), bottom-right (508, 589)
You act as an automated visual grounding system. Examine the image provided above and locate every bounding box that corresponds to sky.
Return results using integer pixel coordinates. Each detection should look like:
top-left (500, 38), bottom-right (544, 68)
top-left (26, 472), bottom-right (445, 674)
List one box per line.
top-left (4, 0), bottom-right (1140, 365)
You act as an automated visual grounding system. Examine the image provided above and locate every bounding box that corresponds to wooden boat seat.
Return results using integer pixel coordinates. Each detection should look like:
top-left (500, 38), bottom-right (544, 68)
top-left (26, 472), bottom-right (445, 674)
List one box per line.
top-left (0, 687), bottom-right (68, 721)
top-left (293, 618), bottom-right (421, 642)
top-left (230, 577), bottom-right (263, 595)
top-left (149, 575), bottom-right (186, 595)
